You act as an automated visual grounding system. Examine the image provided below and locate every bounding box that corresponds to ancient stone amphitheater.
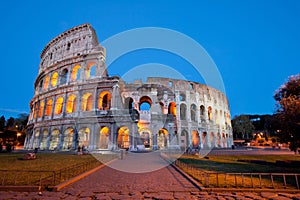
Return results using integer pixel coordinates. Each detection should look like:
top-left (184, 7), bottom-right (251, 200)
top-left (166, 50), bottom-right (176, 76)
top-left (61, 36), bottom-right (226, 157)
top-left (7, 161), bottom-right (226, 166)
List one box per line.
top-left (24, 24), bottom-right (233, 152)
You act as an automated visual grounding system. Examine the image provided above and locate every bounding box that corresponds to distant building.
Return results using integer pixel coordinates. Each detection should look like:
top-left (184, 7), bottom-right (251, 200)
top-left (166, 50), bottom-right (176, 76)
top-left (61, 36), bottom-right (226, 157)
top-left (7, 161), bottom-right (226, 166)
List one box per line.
top-left (24, 24), bottom-right (233, 151)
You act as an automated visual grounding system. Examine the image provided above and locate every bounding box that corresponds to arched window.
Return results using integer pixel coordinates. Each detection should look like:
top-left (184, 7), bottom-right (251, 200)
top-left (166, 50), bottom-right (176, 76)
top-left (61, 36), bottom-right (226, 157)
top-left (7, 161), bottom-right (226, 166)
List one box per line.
top-left (66, 94), bottom-right (77, 113)
top-left (38, 101), bottom-right (45, 118)
top-left (192, 130), bottom-right (200, 148)
top-left (139, 96), bottom-right (152, 111)
top-left (45, 99), bottom-right (53, 116)
top-left (180, 104), bottom-right (187, 120)
top-left (39, 80), bottom-right (43, 93)
top-left (33, 103), bottom-right (38, 119)
top-left (98, 91), bottom-right (111, 110)
top-left (81, 93), bottom-right (93, 111)
top-left (86, 62), bottom-right (96, 79)
top-left (117, 126), bottom-right (130, 149)
top-left (200, 105), bottom-right (205, 116)
top-left (191, 104), bottom-right (196, 121)
top-left (179, 93), bottom-right (186, 101)
top-left (208, 106), bottom-right (212, 120)
top-left (63, 128), bottom-right (74, 150)
top-left (168, 102), bottom-right (176, 116)
top-left (43, 76), bottom-right (50, 90)
top-left (51, 72), bottom-right (59, 87)
top-left (60, 69), bottom-right (68, 84)
top-left (125, 97), bottom-right (134, 110)
top-left (99, 126), bottom-right (109, 149)
top-left (54, 97), bottom-right (64, 115)
top-left (71, 65), bottom-right (81, 81)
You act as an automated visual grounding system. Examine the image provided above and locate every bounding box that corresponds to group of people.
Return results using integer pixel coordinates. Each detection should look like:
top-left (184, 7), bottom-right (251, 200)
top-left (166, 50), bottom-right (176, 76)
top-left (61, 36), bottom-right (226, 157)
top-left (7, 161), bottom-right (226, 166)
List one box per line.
top-left (77, 145), bottom-right (89, 155)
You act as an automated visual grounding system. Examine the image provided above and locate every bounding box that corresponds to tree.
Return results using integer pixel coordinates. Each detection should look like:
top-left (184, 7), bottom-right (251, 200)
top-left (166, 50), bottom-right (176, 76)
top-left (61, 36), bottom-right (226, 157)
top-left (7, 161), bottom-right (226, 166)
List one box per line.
top-left (231, 115), bottom-right (255, 139)
top-left (274, 74), bottom-right (300, 152)
top-left (6, 117), bottom-right (15, 128)
top-left (14, 113), bottom-right (29, 131)
top-left (0, 115), bottom-right (5, 130)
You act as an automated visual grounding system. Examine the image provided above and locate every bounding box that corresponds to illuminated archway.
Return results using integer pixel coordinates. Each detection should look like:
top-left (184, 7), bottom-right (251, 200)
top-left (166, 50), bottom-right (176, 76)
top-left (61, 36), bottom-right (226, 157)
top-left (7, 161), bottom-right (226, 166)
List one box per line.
top-left (139, 96), bottom-right (152, 111)
top-left (33, 130), bottom-right (40, 149)
top-left (158, 128), bottom-right (168, 149)
top-left (99, 126), bottom-right (109, 149)
top-left (63, 128), bottom-right (74, 150)
top-left (210, 132), bottom-right (215, 148)
top-left (45, 99), bottom-right (53, 116)
top-left (38, 101), bottom-right (44, 118)
top-left (117, 126), bottom-right (130, 149)
top-left (71, 65), bottom-right (81, 81)
top-left (78, 128), bottom-right (90, 148)
top-left (139, 128), bottom-right (152, 148)
top-left (168, 102), bottom-right (176, 116)
top-left (202, 132), bottom-right (207, 147)
top-left (181, 130), bottom-right (189, 150)
top-left (40, 130), bottom-right (48, 150)
top-left (43, 76), bottom-right (50, 90)
top-left (192, 130), bottom-right (200, 148)
top-left (66, 94), bottom-right (77, 113)
top-left (54, 97), bottom-right (64, 115)
top-left (98, 91), bottom-right (111, 110)
top-left (49, 129), bottom-right (60, 150)
top-left (86, 62), bottom-right (96, 79)
top-left (208, 106), bottom-right (212, 120)
top-left (51, 72), bottom-right (59, 87)
top-left (81, 93), bottom-right (93, 111)
top-left (60, 68), bottom-right (68, 84)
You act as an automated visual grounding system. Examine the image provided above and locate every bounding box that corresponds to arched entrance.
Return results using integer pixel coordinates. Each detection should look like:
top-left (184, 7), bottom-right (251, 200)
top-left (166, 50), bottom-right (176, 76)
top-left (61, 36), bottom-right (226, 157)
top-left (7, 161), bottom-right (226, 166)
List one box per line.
top-left (49, 129), bottom-right (60, 150)
top-left (158, 129), bottom-right (168, 149)
top-left (63, 128), bottom-right (74, 150)
top-left (118, 126), bottom-right (130, 149)
top-left (99, 126), bottom-right (109, 149)
top-left (40, 130), bottom-right (48, 150)
top-left (33, 130), bottom-right (40, 149)
top-left (139, 128), bottom-right (152, 149)
top-left (180, 130), bottom-right (189, 150)
top-left (192, 130), bottom-right (200, 148)
top-left (78, 128), bottom-right (90, 148)
top-left (202, 132), bottom-right (207, 148)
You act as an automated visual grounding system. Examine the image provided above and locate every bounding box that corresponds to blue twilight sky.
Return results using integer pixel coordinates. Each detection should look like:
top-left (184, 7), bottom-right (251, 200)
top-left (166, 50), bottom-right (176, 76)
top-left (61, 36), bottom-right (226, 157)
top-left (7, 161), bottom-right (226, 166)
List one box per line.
top-left (0, 0), bottom-right (299, 119)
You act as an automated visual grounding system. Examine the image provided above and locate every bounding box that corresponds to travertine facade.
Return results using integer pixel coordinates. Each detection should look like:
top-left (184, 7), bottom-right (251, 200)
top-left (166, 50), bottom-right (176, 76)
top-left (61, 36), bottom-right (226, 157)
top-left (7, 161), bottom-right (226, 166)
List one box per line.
top-left (25, 24), bottom-right (233, 151)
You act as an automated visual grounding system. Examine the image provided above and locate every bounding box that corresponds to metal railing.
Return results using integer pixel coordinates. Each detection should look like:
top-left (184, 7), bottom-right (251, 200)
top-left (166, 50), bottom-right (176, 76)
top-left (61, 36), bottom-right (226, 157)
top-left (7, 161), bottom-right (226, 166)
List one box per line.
top-left (175, 160), bottom-right (300, 190)
top-left (0, 160), bottom-right (100, 188)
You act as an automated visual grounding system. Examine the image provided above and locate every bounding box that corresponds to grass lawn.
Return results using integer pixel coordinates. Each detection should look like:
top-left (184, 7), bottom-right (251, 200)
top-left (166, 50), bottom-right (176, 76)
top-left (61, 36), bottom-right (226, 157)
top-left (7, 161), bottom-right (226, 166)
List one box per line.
top-left (178, 154), bottom-right (300, 173)
top-left (175, 154), bottom-right (300, 189)
top-left (0, 152), bottom-right (117, 186)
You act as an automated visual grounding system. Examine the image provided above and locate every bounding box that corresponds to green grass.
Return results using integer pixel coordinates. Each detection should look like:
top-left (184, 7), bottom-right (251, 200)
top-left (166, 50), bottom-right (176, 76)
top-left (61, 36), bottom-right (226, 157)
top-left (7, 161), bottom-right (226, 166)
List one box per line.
top-left (0, 152), bottom-right (118, 186)
top-left (176, 155), bottom-right (300, 189)
top-left (178, 155), bottom-right (300, 173)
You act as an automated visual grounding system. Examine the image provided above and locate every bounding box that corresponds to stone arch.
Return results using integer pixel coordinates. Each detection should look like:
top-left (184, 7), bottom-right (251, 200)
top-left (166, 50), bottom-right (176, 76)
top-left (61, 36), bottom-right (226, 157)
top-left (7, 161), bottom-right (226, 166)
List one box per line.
top-left (117, 126), bottom-right (130, 149)
top-left (43, 75), bottom-right (50, 90)
top-left (49, 129), bottom-right (60, 150)
top-left (71, 65), bottom-right (81, 81)
top-left (98, 91), bottom-right (111, 110)
top-left (62, 128), bottom-right (74, 150)
top-left (124, 97), bottom-right (134, 110)
top-left (217, 132), bottom-right (222, 147)
top-left (158, 128), bottom-right (168, 149)
top-left (192, 130), bottom-right (200, 148)
top-left (168, 101), bottom-right (176, 116)
top-left (38, 101), bottom-right (44, 118)
top-left (51, 72), bottom-right (59, 87)
top-left (45, 99), bottom-right (53, 116)
top-left (139, 96), bottom-right (152, 111)
top-left (200, 105), bottom-right (205, 116)
top-left (60, 68), bottom-right (69, 84)
top-left (40, 129), bottom-right (49, 150)
top-left (81, 93), bottom-right (93, 111)
top-left (202, 132), bottom-right (207, 147)
top-left (99, 126), bottom-right (109, 149)
top-left (54, 97), bottom-right (64, 115)
top-left (190, 104), bottom-right (197, 122)
top-left (139, 128), bottom-right (152, 149)
top-left (86, 62), bottom-right (97, 79)
top-left (208, 106), bottom-right (212, 120)
top-left (180, 130), bottom-right (189, 150)
top-left (180, 103), bottom-right (187, 120)
top-left (210, 132), bottom-right (215, 148)
top-left (33, 130), bottom-right (40, 149)
top-left (222, 132), bottom-right (226, 148)
top-left (78, 127), bottom-right (90, 148)
top-left (179, 93), bottom-right (186, 101)
top-left (66, 94), bottom-right (77, 113)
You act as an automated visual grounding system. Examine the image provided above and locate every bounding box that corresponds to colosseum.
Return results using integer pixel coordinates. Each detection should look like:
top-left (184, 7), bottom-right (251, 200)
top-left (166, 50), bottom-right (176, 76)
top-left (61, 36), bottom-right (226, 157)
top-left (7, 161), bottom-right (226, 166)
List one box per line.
top-left (24, 23), bottom-right (233, 152)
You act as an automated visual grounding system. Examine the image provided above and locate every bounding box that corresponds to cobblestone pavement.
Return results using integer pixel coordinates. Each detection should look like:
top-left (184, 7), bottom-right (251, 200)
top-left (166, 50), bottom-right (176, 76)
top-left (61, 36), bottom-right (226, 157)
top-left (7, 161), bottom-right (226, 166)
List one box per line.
top-left (1, 152), bottom-right (300, 199)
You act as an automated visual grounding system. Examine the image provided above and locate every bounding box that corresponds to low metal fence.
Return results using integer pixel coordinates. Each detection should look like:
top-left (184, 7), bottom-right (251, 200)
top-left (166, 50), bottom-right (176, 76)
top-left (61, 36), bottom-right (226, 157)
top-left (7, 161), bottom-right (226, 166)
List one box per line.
top-left (0, 160), bottom-right (100, 188)
top-left (175, 160), bottom-right (300, 190)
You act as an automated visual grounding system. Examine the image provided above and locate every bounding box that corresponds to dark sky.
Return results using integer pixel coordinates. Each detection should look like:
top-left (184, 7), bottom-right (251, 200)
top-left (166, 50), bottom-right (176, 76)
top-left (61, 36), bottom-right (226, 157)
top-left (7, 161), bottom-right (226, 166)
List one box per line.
top-left (0, 0), bottom-right (299, 118)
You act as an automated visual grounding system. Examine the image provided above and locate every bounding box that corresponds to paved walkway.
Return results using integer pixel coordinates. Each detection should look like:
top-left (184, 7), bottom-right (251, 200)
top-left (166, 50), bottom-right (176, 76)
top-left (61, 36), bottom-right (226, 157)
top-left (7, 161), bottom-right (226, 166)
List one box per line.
top-left (1, 152), bottom-right (300, 199)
